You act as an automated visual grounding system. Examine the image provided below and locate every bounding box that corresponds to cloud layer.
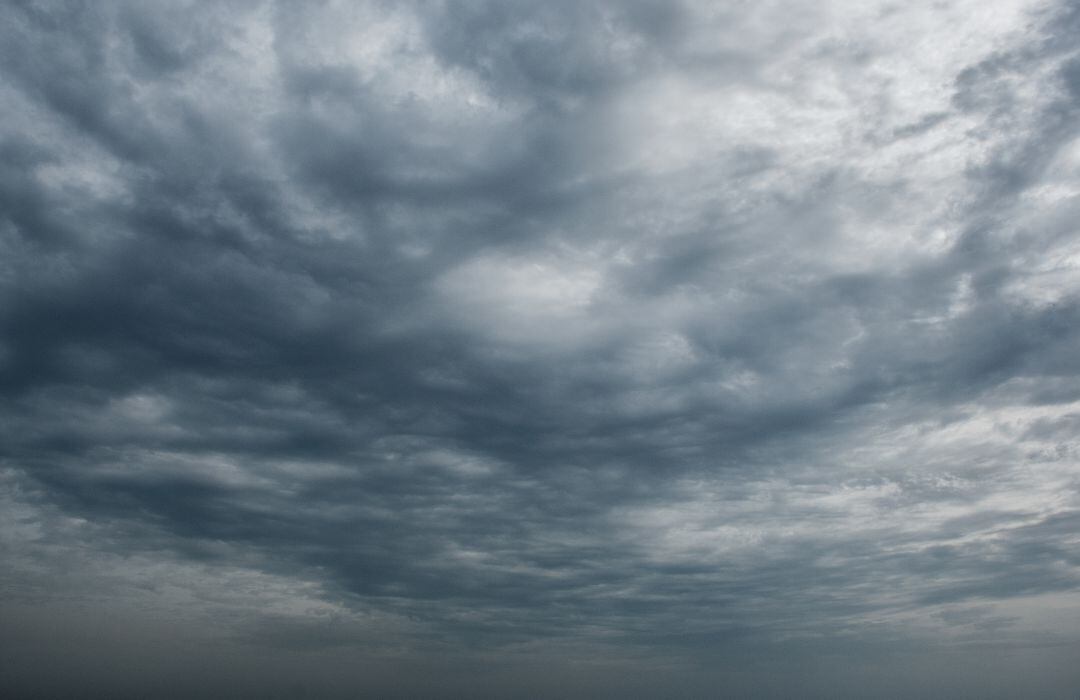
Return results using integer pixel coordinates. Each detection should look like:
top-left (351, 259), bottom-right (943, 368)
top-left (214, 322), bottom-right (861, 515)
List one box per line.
top-left (3, 1), bottom-right (1080, 697)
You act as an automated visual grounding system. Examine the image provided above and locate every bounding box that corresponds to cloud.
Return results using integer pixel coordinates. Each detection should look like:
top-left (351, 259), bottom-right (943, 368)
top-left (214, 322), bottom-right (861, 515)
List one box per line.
top-left (2, 0), bottom-right (1080, 697)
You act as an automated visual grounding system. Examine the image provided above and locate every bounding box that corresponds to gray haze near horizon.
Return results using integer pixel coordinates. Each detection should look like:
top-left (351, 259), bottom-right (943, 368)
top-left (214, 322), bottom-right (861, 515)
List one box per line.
top-left (2, 1), bottom-right (1080, 697)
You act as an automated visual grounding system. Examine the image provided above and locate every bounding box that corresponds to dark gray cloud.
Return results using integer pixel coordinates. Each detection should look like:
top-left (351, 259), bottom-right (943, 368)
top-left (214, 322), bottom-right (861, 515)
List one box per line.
top-left (3, 1), bottom-right (1080, 697)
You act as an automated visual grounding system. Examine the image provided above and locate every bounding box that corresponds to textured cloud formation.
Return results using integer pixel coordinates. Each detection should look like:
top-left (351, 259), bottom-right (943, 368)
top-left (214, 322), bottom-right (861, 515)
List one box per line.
top-left (3, 1), bottom-right (1080, 697)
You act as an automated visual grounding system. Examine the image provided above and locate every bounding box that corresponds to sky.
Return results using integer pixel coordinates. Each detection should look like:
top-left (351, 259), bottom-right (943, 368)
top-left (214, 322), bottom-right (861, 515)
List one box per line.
top-left (2, 0), bottom-right (1080, 697)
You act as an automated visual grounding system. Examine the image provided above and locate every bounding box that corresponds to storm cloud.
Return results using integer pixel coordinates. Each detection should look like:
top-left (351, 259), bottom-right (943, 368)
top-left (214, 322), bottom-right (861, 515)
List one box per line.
top-left (3, 1), bottom-right (1080, 697)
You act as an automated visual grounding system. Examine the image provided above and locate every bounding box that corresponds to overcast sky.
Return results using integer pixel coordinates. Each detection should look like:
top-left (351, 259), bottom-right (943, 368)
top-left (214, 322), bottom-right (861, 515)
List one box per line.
top-left (2, 1), bottom-right (1080, 697)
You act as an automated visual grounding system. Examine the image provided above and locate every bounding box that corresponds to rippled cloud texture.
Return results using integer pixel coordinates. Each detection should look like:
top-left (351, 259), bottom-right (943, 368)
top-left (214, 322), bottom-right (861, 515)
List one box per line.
top-left (3, 1), bottom-right (1080, 697)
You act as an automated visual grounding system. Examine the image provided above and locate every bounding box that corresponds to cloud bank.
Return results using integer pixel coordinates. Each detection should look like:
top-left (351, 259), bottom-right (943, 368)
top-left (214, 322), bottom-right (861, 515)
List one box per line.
top-left (2, 1), bottom-right (1080, 697)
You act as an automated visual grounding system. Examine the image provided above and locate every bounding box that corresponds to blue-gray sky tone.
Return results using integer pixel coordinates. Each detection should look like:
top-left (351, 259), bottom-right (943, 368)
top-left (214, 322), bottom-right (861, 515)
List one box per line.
top-left (3, 1), bottom-right (1080, 697)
